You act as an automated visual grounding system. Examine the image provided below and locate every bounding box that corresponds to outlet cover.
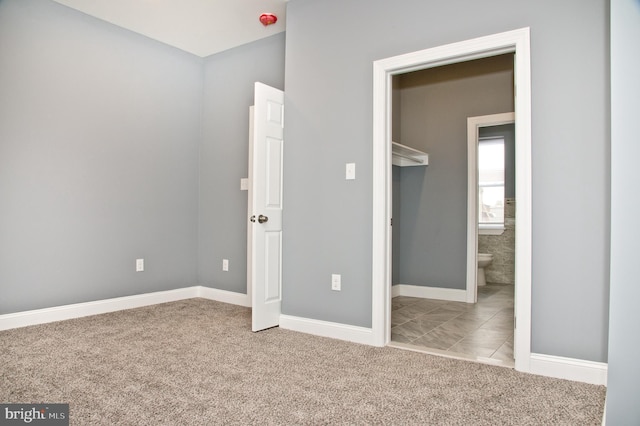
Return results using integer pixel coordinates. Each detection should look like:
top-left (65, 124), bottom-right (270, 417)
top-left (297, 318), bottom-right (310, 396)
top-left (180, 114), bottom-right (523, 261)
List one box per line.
top-left (222, 259), bottom-right (229, 271)
top-left (136, 259), bottom-right (144, 272)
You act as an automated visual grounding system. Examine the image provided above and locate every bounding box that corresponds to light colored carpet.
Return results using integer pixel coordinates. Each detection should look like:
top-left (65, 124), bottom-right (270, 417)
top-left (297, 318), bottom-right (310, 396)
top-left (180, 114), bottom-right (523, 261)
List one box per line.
top-left (0, 298), bottom-right (605, 425)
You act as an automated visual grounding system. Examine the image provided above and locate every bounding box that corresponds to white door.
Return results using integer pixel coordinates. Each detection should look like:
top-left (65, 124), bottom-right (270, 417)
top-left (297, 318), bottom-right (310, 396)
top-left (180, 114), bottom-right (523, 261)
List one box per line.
top-left (250, 82), bottom-right (284, 332)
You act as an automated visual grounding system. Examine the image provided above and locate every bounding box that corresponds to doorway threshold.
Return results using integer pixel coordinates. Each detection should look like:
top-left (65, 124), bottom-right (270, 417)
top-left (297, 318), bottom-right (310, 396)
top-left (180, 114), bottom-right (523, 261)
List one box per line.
top-left (388, 341), bottom-right (515, 369)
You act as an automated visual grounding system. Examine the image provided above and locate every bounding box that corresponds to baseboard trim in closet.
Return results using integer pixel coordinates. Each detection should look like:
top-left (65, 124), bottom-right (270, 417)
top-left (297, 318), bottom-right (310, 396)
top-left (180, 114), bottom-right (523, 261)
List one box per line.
top-left (392, 284), bottom-right (467, 302)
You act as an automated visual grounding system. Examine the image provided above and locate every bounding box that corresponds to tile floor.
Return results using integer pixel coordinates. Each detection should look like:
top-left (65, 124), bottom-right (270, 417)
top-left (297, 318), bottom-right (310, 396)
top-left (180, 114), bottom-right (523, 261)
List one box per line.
top-left (391, 283), bottom-right (514, 366)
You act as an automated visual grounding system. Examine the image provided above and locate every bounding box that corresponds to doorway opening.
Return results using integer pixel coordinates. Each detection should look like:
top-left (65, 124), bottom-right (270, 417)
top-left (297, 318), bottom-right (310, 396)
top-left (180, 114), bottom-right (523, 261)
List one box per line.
top-left (371, 28), bottom-right (532, 373)
top-left (467, 113), bottom-right (516, 303)
top-left (389, 56), bottom-right (516, 365)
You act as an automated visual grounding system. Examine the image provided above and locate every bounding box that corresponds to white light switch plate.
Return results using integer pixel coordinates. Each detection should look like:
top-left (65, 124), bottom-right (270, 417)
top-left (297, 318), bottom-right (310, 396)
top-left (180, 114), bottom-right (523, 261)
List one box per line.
top-left (331, 274), bottom-right (341, 291)
top-left (240, 178), bottom-right (249, 191)
top-left (346, 163), bottom-right (356, 180)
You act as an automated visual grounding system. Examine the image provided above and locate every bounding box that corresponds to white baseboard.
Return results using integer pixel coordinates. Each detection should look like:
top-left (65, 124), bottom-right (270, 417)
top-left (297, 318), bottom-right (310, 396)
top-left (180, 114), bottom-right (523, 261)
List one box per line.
top-left (0, 286), bottom-right (251, 331)
top-left (279, 314), bottom-right (374, 346)
top-left (392, 284), bottom-right (467, 302)
top-left (529, 353), bottom-right (608, 385)
top-left (0, 287), bottom-right (200, 331)
top-left (198, 286), bottom-right (251, 307)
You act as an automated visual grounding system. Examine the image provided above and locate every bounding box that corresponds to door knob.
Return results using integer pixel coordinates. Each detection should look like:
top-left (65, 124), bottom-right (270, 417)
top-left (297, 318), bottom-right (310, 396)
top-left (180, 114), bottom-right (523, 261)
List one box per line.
top-left (258, 214), bottom-right (269, 224)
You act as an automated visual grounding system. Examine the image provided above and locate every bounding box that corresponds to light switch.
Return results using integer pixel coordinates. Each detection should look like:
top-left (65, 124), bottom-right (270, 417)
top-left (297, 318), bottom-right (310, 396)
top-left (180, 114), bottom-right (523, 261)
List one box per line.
top-left (240, 178), bottom-right (249, 191)
top-left (346, 163), bottom-right (356, 180)
top-left (331, 274), bottom-right (341, 291)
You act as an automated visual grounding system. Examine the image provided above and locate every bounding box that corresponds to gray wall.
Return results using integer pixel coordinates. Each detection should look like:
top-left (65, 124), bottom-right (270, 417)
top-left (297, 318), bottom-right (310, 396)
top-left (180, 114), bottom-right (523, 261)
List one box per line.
top-left (283, 0), bottom-right (609, 362)
top-left (0, 0), bottom-right (203, 314)
top-left (606, 0), bottom-right (640, 422)
top-left (392, 80), bottom-right (402, 286)
top-left (394, 56), bottom-right (514, 289)
top-left (198, 34), bottom-right (286, 292)
top-left (392, 167), bottom-right (401, 286)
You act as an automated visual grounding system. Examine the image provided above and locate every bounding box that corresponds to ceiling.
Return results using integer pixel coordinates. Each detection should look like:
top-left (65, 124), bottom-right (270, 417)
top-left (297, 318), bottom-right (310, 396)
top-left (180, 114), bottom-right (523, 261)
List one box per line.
top-left (52, 0), bottom-right (288, 57)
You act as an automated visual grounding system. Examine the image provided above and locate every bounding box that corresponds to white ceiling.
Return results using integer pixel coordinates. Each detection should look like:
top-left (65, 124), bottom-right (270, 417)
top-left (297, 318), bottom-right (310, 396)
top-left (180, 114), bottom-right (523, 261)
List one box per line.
top-left (52, 0), bottom-right (288, 57)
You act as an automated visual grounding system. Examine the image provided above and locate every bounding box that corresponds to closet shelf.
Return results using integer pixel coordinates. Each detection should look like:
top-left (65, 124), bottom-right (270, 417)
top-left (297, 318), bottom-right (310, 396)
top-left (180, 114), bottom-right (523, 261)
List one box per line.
top-left (392, 142), bottom-right (429, 167)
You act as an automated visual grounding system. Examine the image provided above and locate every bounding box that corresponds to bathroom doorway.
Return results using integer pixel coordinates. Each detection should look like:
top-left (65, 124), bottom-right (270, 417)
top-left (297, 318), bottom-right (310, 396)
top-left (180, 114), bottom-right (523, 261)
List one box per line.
top-left (466, 113), bottom-right (516, 304)
top-left (371, 28), bottom-right (532, 372)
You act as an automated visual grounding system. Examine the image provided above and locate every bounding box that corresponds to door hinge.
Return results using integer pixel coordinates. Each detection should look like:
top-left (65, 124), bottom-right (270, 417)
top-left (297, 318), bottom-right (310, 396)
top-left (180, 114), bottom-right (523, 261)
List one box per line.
top-left (390, 218), bottom-right (393, 226)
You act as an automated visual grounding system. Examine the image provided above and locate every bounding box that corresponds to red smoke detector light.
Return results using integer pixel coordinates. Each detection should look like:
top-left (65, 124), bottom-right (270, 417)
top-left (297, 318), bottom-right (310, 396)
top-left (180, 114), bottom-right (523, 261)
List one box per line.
top-left (259, 13), bottom-right (278, 26)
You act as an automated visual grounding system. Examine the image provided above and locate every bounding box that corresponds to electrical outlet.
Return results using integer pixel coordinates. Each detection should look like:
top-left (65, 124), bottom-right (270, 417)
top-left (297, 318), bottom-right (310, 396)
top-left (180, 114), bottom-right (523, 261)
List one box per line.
top-left (136, 258), bottom-right (144, 272)
top-left (331, 274), bottom-right (341, 291)
top-left (222, 259), bottom-right (229, 271)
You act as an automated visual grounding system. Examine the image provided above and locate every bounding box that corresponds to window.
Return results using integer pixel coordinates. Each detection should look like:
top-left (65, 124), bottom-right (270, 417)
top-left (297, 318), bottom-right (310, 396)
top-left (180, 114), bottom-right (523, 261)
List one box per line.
top-left (478, 137), bottom-right (505, 233)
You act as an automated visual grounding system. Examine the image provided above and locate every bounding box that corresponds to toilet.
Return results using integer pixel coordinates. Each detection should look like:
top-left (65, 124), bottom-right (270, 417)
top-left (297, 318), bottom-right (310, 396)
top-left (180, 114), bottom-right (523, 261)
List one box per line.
top-left (477, 253), bottom-right (493, 287)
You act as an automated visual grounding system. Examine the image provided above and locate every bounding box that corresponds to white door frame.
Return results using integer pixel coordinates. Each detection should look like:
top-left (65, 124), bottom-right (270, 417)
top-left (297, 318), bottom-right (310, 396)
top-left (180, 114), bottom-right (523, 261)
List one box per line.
top-left (466, 112), bottom-right (515, 304)
top-left (372, 28), bottom-right (532, 373)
